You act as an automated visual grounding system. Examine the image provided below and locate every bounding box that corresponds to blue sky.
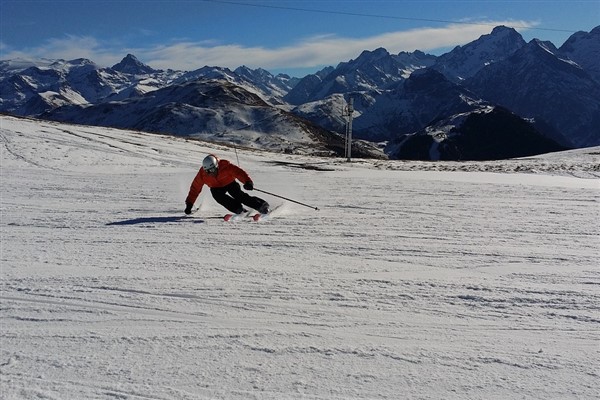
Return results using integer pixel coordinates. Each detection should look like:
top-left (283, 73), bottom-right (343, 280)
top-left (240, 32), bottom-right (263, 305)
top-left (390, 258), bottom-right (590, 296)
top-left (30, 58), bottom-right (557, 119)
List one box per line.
top-left (1, 0), bottom-right (599, 77)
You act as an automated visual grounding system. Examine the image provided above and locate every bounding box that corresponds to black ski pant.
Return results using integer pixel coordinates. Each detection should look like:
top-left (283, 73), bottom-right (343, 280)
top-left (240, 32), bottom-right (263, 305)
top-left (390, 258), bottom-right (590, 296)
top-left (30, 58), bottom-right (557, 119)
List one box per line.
top-left (211, 181), bottom-right (268, 213)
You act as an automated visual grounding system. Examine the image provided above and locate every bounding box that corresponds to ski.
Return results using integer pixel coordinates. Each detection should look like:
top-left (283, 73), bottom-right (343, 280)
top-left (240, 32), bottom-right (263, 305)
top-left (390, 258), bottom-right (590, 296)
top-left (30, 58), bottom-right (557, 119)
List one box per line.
top-left (251, 210), bottom-right (276, 221)
top-left (223, 205), bottom-right (278, 222)
top-left (223, 211), bottom-right (253, 222)
top-left (224, 212), bottom-right (269, 222)
top-left (223, 213), bottom-right (243, 222)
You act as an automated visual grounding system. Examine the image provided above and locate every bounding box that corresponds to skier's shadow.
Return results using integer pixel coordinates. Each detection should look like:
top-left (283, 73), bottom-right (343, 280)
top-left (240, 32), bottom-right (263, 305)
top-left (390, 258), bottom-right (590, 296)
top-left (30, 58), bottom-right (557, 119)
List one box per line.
top-left (107, 216), bottom-right (205, 226)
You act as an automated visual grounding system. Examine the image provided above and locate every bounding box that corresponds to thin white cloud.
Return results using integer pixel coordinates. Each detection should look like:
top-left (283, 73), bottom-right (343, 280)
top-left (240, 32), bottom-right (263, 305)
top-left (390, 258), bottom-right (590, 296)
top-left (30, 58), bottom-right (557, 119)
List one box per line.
top-left (1, 34), bottom-right (117, 66)
top-left (2, 20), bottom-right (538, 72)
top-left (143, 20), bottom-right (537, 70)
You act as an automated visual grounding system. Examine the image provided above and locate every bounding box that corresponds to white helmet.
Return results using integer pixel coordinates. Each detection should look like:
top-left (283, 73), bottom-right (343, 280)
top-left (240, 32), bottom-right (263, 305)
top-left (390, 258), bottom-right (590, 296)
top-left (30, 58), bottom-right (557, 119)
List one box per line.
top-left (202, 155), bottom-right (218, 174)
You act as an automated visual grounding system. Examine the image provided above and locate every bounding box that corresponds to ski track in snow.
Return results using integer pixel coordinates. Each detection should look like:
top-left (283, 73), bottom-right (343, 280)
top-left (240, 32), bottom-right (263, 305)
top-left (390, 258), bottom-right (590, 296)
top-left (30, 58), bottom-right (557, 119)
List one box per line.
top-left (1, 116), bottom-right (599, 399)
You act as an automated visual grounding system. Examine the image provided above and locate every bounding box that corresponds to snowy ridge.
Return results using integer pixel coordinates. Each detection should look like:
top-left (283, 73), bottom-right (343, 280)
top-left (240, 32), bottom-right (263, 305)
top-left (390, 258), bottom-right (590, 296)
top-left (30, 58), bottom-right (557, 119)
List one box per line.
top-left (1, 115), bottom-right (599, 399)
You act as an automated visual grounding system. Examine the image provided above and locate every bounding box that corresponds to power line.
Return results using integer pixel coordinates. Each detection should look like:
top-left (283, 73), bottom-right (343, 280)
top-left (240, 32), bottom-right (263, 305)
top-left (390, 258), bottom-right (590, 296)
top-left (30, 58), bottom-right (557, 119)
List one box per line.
top-left (200, 0), bottom-right (579, 34)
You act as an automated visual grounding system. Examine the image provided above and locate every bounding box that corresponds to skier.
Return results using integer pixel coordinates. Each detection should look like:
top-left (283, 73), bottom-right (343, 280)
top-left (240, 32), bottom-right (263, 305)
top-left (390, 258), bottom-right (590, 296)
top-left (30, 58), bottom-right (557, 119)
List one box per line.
top-left (184, 154), bottom-right (270, 216)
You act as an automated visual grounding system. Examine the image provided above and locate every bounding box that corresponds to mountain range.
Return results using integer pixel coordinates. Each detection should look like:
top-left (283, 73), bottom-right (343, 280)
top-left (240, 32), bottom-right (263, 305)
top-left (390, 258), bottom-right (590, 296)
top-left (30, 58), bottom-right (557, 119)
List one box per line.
top-left (1, 25), bottom-right (598, 160)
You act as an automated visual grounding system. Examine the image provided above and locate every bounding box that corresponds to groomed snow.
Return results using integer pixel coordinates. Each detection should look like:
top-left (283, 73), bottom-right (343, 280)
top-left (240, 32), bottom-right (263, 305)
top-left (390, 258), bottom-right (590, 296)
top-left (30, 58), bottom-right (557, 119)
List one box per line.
top-left (1, 115), bottom-right (599, 399)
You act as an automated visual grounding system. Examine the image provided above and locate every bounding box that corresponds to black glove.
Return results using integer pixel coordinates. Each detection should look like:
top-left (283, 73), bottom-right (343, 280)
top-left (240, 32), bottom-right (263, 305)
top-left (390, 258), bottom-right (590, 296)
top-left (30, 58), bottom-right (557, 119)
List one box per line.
top-left (244, 180), bottom-right (254, 191)
top-left (184, 202), bottom-right (194, 215)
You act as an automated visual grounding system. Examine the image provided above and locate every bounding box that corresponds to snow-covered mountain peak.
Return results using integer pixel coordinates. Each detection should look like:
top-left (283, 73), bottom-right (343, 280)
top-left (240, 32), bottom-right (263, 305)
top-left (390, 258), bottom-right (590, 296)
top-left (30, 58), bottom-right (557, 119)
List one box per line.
top-left (0, 58), bottom-right (57, 74)
top-left (466, 30), bottom-right (600, 148)
top-left (67, 57), bottom-right (96, 66)
top-left (433, 25), bottom-right (526, 82)
top-left (531, 39), bottom-right (559, 55)
top-left (285, 47), bottom-right (435, 106)
top-left (337, 47), bottom-right (391, 71)
top-left (39, 58), bottom-right (97, 73)
top-left (232, 65), bottom-right (297, 104)
top-left (235, 65), bottom-right (272, 80)
top-left (358, 47), bottom-right (390, 61)
top-left (521, 39), bottom-right (582, 70)
top-left (558, 25), bottom-right (600, 83)
top-left (112, 54), bottom-right (156, 75)
top-left (489, 25), bottom-right (521, 38)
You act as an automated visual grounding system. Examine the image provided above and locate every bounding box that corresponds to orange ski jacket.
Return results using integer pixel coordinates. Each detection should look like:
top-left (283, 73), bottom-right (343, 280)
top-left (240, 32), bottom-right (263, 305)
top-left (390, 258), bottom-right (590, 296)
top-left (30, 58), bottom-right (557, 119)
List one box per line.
top-left (185, 158), bottom-right (251, 205)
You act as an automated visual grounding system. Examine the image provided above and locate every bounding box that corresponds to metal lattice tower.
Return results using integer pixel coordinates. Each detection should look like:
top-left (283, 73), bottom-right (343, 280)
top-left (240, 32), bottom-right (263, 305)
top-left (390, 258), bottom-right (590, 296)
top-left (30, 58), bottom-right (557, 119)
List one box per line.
top-left (345, 97), bottom-right (354, 162)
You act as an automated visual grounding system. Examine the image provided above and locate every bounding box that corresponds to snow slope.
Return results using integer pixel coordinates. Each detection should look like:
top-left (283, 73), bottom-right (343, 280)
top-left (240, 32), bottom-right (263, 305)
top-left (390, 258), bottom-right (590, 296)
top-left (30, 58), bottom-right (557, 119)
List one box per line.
top-left (1, 116), bottom-right (599, 399)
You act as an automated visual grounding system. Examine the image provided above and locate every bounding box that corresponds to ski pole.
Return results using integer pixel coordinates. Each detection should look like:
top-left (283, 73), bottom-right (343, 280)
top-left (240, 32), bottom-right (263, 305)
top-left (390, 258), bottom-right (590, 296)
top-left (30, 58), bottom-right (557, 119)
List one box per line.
top-left (234, 144), bottom-right (240, 166)
top-left (255, 188), bottom-right (319, 211)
